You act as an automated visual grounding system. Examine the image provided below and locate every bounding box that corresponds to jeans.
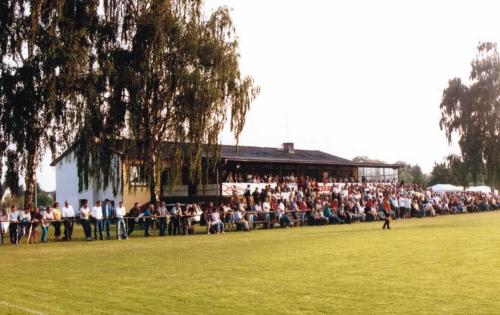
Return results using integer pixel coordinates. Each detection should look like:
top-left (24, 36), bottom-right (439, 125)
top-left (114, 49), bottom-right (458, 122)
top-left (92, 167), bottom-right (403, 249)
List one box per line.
top-left (168, 217), bottom-right (181, 235)
top-left (63, 219), bottom-right (74, 240)
top-left (280, 216), bottom-right (291, 228)
top-left (52, 221), bottom-right (61, 239)
top-left (127, 218), bottom-right (136, 236)
top-left (212, 222), bottom-right (224, 233)
top-left (116, 218), bottom-right (127, 239)
top-left (93, 219), bottom-right (103, 240)
top-left (81, 219), bottom-right (92, 239)
top-left (158, 217), bottom-right (167, 236)
top-left (144, 219), bottom-right (151, 237)
top-left (41, 225), bottom-right (49, 242)
top-left (18, 222), bottom-right (28, 241)
top-left (103, 219), bottom-right (111, 239)
top-left (9, 223), bottom-right (18, 244)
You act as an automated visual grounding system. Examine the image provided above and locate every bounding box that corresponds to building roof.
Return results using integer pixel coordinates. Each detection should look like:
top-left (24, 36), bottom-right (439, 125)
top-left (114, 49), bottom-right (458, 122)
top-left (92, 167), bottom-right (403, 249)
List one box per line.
top-left (51, 142), bottom-right (400, 168)
top-left (219, 144), bottom-right (400, 168)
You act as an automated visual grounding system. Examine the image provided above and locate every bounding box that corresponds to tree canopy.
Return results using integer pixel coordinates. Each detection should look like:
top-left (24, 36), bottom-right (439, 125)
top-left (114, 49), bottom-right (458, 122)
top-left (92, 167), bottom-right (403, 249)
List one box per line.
top-left (71, 0), bottom-right (259, 202)
top-left (0, 0), bottom-right (99, 207)
top-left (440, 42), bottom-right (500, 189)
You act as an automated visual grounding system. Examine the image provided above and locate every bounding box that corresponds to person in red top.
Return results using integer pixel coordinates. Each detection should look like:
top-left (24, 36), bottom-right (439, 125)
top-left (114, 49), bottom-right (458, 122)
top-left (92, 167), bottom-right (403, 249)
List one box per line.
top-left (382, 195), bottom-right (392, 229)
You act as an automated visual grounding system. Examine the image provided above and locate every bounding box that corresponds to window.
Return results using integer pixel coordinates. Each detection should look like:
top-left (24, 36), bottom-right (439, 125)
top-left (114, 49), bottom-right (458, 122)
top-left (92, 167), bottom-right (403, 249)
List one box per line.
top-left (129, 165), bottom-right (148, 187)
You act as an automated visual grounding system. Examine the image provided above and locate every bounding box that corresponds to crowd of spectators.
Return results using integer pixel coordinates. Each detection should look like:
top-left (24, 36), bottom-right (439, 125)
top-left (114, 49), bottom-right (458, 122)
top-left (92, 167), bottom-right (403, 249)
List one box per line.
top-left (224, 171), bottom-right (394, 185)
top-left (1, 182), bottom-right (498, 245)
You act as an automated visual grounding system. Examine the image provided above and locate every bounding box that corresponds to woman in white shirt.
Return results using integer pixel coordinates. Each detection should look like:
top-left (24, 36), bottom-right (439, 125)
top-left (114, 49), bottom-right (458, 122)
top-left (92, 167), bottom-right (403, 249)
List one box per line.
top-left (210, 209), bottom-right (224, 234)
top-left (41, 207), bottom-right (54, 243)
top-left (0, 208), bottom-right (9, 244)
top-left (79, 202), bottom-right (92, 241)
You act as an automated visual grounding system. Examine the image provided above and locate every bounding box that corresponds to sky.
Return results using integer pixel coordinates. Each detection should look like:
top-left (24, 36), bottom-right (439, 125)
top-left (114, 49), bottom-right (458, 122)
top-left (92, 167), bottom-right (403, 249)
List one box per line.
top-left (36, 0), bottom-right (500, 191)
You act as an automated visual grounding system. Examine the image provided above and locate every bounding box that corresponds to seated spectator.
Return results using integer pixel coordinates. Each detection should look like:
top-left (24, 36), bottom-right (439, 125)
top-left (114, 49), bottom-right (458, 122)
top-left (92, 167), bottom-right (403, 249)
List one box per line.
top-left (210, 209), bottom-right (225, 234)
top-left (323, 203), bottom-right (341, 224)
top-left (233, 208), bottom-right (250, 231)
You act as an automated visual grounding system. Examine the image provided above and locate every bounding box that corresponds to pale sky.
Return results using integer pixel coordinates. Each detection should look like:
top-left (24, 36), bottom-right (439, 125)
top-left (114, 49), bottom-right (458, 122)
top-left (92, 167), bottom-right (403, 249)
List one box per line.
top-left (37, 0), bottom-right (500, 191)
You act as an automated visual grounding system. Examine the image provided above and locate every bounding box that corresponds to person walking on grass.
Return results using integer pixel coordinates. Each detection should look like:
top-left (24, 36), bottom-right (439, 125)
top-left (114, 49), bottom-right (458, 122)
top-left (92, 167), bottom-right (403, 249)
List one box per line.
top-left (80, 201), bottom-right (92, 241)
top-left (382, 195), bottom-right (391, 230)
top-left (52, 203), bottom-right (62, 241)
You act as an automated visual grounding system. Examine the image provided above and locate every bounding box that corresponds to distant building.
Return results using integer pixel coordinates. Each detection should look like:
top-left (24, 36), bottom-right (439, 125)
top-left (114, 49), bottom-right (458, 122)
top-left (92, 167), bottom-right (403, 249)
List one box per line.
top-left (51, 142), bottom-right (400, 209)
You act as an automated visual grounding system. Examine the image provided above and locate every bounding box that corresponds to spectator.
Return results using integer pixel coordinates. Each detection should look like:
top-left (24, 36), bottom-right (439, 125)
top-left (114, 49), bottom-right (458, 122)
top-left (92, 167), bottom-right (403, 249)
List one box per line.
top-left (91, 200), bottom-right (104, 240)
top-left (127, 202), bottom-right (141, 236)
top-left (62, 201), bottom-right (75, 241)
top-left (8, 206), bottom-right (19, 245)
top-left (115, 201), bottom-right (127, 240)
top-left (80, 201), bottom-right (92, 241)
top-left (41, 207), bottom-right (54, 243)
top-left (53, 202), bottom-right (62, 241)
top-left (102, 199), bottom-right (113, 240)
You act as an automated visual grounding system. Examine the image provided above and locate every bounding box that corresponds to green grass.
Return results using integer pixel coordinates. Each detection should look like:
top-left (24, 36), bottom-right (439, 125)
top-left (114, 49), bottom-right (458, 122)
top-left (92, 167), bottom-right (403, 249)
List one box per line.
top-left (2, 212), bottom-right (500, 314)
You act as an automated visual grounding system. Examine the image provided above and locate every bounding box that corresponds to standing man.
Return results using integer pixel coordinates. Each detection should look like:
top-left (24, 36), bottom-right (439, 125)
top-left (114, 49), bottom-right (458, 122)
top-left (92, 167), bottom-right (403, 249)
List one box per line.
top-left (102, 199), bottom-right (113, 240)
top-left (8, 206), bottom-right (19, 245)
top-left (80, 201), bottom-right (92, 241)
top-left (127, 202), bottom-right (141, 237)
top-left (156, 201), bottom-right (168, 237)
top-left (115, 201), bottom-right (127, 240)
top-left (91, 200), bottom-right (104, 240)
top-left (62, 201), bottom-right (75, 241)
top-left (143, 203), bottom-right (153, 237)
top-left (168, 203), bottom-right (181, 235)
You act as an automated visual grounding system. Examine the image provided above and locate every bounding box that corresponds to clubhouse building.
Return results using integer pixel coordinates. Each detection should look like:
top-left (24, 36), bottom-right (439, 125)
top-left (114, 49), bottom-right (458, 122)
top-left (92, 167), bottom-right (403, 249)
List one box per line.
top-left (52, 142), bottom-right (400, 210)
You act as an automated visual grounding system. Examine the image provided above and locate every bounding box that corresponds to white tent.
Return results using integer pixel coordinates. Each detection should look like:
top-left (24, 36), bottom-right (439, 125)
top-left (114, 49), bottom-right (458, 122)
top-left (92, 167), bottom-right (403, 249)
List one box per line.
top-left (465, 186), bottom-right (493, 194)
top-left (430, 184), bottom-right (464, 193)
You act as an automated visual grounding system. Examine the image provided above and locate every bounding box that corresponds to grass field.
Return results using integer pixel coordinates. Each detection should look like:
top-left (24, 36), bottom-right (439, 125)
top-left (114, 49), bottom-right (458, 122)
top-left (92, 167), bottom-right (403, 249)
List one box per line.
top-left (1, 212), bottom-right (500, 314)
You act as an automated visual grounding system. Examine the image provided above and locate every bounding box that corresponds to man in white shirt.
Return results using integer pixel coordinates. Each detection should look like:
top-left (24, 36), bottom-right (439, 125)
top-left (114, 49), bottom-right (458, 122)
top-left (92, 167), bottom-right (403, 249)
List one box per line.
top-left (156, 201), bottom-right (168, 237)
top-left (91, 200), bottom-right (104, 240)
top-left (262, 198), bottom-right (271, 228)
top-left (115, 201), bottom-right (127, 240)
top-left (62, 201), bottom-right (75, 241)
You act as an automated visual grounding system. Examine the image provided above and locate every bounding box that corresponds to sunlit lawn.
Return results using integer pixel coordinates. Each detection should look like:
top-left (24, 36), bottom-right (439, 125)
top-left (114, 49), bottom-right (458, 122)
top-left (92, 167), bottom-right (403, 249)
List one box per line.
top-left (1, 212), bottom-right (500, 314)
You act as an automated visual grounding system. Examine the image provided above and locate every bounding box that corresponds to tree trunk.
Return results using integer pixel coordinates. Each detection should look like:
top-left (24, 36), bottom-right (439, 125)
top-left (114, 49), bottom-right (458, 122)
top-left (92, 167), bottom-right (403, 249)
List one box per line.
top-left (149, 154), bottom-right (159, 204)
top-left (24, 151), bottom-right (38, 209)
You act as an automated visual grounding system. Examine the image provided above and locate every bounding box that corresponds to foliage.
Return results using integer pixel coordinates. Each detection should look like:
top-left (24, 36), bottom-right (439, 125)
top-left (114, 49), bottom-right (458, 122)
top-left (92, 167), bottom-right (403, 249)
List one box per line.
top-left (36, 191), bottom-right (54, 207)
top-left (440, 42), bottom-right (500, 189)
top-left (74, 0), bottom-right (259, 202)
top-left (0, 1), bottom-right (99, 207)
top-left (395, 161), bottom-right (428, 186)
top-left (352, 156), bottom-right (387, 164)
top-left (428, 162), bottom-right (451, 186)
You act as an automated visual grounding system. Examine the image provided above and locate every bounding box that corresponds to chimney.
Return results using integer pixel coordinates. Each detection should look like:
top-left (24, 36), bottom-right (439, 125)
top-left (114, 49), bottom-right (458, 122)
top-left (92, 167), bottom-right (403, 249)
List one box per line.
top-left (282, 142), bottom-right (294, 154)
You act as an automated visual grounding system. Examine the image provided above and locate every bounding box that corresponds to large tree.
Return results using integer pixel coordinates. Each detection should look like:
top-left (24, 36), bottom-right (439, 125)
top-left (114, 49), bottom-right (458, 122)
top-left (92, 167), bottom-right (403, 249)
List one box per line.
top-left (75, 0), bottom-right (259, 203)
top-left (440, 42), bottom-right (500, 189)
top-left (0, 1), bottom-right (99, 207)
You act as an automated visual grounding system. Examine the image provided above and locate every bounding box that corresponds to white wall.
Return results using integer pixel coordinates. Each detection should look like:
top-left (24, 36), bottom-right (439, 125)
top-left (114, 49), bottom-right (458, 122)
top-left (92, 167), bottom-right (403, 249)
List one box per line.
top-left (55, 152), bottom-right (122, 210)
